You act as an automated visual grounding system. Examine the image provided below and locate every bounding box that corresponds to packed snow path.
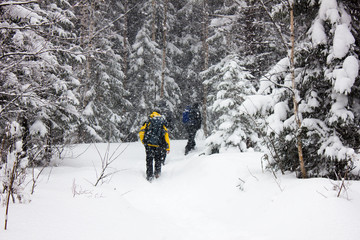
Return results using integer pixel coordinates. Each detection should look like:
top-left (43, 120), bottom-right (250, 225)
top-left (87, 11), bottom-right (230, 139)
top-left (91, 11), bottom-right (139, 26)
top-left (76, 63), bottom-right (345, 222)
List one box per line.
top-left (2, 140), bottom-right (360, 240)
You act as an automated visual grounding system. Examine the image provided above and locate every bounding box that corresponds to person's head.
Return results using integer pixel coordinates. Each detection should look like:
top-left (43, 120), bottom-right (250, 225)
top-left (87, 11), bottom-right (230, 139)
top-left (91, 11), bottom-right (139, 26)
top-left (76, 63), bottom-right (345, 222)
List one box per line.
top-left (159, 99), bottom-right (167, 109)
top-left (193, 102), bottom-right (200, 109)
top-left (153, 107), bottom-right (161, 115)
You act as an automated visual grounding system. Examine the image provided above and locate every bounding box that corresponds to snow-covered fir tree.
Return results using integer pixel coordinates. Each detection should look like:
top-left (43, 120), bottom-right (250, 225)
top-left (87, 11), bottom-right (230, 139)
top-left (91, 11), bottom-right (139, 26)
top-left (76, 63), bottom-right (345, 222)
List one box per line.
top-left (237, 0), bottom-right (289, 80)
top-left (127, 0), bottom-right (162, 134)
top-left (157, 0), bottom-right (183, 138)
top-left (174, 2), bottom-right (204, 104)
top-left (127, 0), bottom-right (182, 139)
top-left (242, 0), bottom-right (360, 178)
top-left (0, 1), bottom-right (80, 165)
top-left (203, 55), bottom-right (257, 153)
top-left (72, 0), bottom-right (131, 143)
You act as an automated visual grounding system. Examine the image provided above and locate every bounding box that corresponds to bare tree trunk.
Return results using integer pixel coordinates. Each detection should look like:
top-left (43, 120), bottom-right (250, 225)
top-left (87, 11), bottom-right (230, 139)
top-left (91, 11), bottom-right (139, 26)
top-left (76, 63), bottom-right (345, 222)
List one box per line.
top-left (4, 147), bottom-right (19, 230)
top-left (152, 0), bottom-right (156, 42)
top-left (123, 0), bottom-right (129, 89)
top-left (289, 3), bottom-right (306, 178)
top-left (79, 1), bottom-right (95, 108)
top-left (202, 0), bottom-right (209, 137)
top-left (0, 133), bottom-right (8, 164)
top-left (86, 1), bottom-right (95, 103)
top-left (160, 0), bottom-right (168, 98)
top-left (152, 0), bottom-right (158, 101)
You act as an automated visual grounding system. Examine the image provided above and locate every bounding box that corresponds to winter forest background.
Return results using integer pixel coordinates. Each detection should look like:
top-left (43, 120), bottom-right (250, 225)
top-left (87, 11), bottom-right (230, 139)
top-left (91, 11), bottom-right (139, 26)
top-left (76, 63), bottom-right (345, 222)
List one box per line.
top-left (1, 0), bottom-right (360, 193)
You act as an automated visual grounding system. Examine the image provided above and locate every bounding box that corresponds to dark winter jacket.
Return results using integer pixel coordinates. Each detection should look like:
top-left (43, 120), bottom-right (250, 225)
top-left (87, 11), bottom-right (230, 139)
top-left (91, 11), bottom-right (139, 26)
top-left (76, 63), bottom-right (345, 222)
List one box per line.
top-left (186, 104), bottom-right (202, 131)
top-left (139, 112), bottom-right (170, 151)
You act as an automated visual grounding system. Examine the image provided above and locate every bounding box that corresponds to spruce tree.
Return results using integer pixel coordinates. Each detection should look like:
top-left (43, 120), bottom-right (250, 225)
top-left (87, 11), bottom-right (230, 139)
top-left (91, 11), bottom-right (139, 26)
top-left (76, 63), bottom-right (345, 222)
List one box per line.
top-left (127, 0), bottom-right (182, 139)
top-left (203, 55), bottom-right (257, 153)
top-left (245, 0), bottom-right (360, 178)
top-left (0, 1), bottom-right (80, 164)
top-left (72, 0), bottom-right (130, 143)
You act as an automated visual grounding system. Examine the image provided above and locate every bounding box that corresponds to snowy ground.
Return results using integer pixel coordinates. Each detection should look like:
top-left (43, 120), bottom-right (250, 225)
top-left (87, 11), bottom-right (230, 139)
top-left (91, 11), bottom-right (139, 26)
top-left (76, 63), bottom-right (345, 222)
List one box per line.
top-left (1, 139), bottom-right (360, 240)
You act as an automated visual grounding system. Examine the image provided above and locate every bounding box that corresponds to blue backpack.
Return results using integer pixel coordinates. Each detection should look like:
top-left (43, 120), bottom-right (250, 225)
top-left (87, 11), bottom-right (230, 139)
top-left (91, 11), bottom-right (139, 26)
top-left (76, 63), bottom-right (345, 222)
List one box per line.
top-left (182, 106), bottom-right (191, 124)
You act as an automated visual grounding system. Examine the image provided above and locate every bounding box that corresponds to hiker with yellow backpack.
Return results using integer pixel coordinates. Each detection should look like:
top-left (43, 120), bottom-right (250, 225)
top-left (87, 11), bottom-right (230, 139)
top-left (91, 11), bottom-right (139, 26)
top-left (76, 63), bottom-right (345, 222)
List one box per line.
top-left (139, 111), bottom-right (170, 182)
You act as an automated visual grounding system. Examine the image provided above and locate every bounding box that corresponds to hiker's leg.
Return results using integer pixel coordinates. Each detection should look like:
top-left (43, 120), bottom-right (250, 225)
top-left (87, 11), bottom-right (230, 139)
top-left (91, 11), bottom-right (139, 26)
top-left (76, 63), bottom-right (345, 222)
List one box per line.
top-left (145, 146), bottom-right (154, 180)
top-left (185, 127), bottom-right (193, 154)
top-left (154, 147), bottom-right (162, 177)
top-left (188, 129), bottom-right (196, 150)
top-left (160, 147), bottom-right (166, 165)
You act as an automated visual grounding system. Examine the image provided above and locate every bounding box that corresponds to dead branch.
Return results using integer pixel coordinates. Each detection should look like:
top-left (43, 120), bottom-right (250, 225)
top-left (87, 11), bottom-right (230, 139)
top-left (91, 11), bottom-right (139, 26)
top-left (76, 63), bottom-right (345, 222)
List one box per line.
top-left (92, 142), bottom-right (129, 186)
top-left (72, 179), bottom-right (92, 197)
top-left (316, 190), bottom-right (327, 198)
top-left (247, 167), bottom-right (259, 181)
top-left (4, 153), bottom-right (19, 230)
top-left (336, 170), bottom-right (349, 198)
top-left (30, 164), bottom-right (47, 195)
top-left (237, 177), bottom-right (245, 191)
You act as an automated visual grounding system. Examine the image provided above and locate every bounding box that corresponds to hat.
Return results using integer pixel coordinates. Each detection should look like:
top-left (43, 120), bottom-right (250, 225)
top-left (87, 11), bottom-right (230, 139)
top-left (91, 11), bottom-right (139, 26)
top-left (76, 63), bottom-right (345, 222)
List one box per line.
top-left (153, 108), bottom-right (161, 115)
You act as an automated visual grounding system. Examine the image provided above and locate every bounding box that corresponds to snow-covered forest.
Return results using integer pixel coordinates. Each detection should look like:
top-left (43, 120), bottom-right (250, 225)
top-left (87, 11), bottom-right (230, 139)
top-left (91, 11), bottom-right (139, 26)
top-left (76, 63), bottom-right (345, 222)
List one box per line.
top-left (0, 0), bottom-right (360, 236)
top-left (1, 0), bottom-right (360, 230)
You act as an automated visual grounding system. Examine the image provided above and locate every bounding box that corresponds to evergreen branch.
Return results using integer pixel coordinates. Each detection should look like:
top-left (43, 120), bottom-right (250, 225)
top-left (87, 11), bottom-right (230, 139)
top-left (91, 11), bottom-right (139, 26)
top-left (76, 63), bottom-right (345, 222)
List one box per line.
top-left (283, 0), bottom-right (291, 9)
top-left (0, 56), bottom-right (27, 72)
top-left (0, 50), bottom-right (51, 59)
top-left (0, 21), bottom-right (54, 30)
top-left (259, 72), bottom-right (295, 96)
top-left (0, 1), bottom-right (38, 7)
top-left (87, 2), bottom-right (141, 44)
top-left (257, 0), bottom-right (289, 51)
top-left (208, 13), bottom-right (238, 19)
top-left (0, 22), bottom-right (53, 30)
top-left (0, 85), bottom-right (31, 116)
top-left (240, 99), bottom-right (284, 174)
top-left (0, 47), bottom-right (105, 62)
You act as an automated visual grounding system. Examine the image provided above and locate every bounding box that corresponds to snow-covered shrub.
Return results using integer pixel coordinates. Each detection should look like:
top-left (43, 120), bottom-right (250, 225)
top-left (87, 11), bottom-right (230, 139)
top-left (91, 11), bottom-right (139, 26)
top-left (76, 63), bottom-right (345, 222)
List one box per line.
top-left (1, 122), bottom-right (29, 205)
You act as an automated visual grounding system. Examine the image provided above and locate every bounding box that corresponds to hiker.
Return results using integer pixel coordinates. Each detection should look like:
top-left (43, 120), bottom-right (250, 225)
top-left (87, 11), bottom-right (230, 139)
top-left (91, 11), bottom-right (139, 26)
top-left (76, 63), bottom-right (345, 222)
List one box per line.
top-left (139, 111), bottom-right (170, 181)
top-left (183, 103), bottom-right (202, 155)
top-left (158, 100), bottom-right (172, 165)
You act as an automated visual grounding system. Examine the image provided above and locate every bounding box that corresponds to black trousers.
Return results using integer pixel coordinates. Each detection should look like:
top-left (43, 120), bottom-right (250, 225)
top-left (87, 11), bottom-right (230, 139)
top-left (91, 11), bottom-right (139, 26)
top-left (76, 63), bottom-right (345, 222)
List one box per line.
top-left (160, 147), bottom-right (167, 165)
top-left (185, 128), bottom-right (197, 154)
top-left (145, 146), bottom-right (162, 179)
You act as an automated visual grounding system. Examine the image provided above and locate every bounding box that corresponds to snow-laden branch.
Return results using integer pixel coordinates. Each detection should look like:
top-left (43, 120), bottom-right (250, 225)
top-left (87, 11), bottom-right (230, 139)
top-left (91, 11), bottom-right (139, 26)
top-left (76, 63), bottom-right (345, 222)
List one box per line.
top-left (0, 1), bottom-right (38, 7)
top-left (259, 71), bottom-right (295, 95)
top-left (0, 84), bottom-right (31, 117)
top-left (0, 22), bottom-right (52, 30)
top-left (257, 0), bottom-right (289, 51)
top-left (86, 2), bottom-right (140, 44)
top-left (0, 47), bottom-right (107, 61)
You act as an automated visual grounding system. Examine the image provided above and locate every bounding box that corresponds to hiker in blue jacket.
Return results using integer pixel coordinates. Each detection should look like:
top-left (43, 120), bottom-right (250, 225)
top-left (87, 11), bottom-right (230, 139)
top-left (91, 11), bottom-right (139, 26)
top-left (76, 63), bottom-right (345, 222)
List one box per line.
top-left (183, 103), bottom-right (202, 155)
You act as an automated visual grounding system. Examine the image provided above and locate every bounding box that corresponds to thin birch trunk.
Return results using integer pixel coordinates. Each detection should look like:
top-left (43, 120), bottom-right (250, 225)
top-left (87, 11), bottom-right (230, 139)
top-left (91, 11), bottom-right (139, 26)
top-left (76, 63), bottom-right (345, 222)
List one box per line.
top-left (86, 1), bottom-right (95, 101)
top-left (290, 3), bottom-right (306, 178)
top-left (152, 0), bottom-right (156, 42)
top-left (4, 153), bottom-right (19, 230)
top-left (160, 0), bottom-right (168, 98)
top-left (202, 0), bottom-right (209, 137)
top-left (79, 1), bottom-right (94, 108)
top-left (152, 0), bottom-right (157, 101)
top-left (123, 0), bottom-right (129, 88)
